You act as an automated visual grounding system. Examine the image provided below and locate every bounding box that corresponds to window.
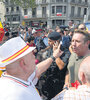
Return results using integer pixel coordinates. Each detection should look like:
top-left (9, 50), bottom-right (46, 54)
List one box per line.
top-left (5, 0), bottom-right (8, 4)
top-left (78, 0), bottom-right (82, 3)
top-left (32, 8), bottom-right (36, 17)
top-left (56, 0), bottom-right (63, 2)
top-left (56, 20), bottom-right (62, 25)
top-left (52, 6), bottom-right (55, 14)
top-left (42, 7), bottom-right (46, 17)
top-left (85, 0), bottom-right (87, 3)
top-left (52, 0), bottom-right (55, 3)
top-left (71, 6), bottom-right (75, 16)
top-left (16, 6), bottom-right (19, 12)
top-left (13, 17), bottom-right (16, 21)
top-left (64, 6), bottom-right (66, 14)
top-left (56, 6), bottom-right (62, 13)
top-left (84, 8), bottom-right (87, 15)
top-left (64, 0), bottom-right (67, 2)
top-left (18, 16), bottom-right (20, 21)
top-left (52, 20), bottom-right (55, 26)
top-left (42, 0), bottom-right (46, 3)
top-left (7, 18), bottom-right (10, 21)
top-left (77, 7), bottom-right (81, 17)
top-left (24, 9), bottom-right (27, 15)
top-left (71, 0), bottom-right (75, 2)
top-left (11, 7), bottom-right (14, 12)
top-left (62, 20), bottom-right (65, 25)
top-left (12, 15), bottom-right (20, 21)
top-left (6, 8), bottom-right (9, 13)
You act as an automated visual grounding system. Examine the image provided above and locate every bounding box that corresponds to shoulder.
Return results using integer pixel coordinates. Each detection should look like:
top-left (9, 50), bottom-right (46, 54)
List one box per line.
top-left (69, 53), bottom-right (77, 61)
top-left (64, 86), bottom-right (90, 100)
top-left (0, 78), bottom-right (38, 100)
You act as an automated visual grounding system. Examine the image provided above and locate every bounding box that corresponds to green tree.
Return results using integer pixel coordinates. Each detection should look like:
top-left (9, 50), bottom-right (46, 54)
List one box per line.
top-left (0, 0), bottom-right (36, 8)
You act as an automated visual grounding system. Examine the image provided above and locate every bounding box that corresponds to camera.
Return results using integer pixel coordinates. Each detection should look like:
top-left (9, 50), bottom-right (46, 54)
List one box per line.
top-left (60, 41), bottom-right (64, 51)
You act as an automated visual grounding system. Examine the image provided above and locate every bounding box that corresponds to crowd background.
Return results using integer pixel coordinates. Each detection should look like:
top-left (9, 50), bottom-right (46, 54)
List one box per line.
top-left (0, 23), bottom-right (90, 100)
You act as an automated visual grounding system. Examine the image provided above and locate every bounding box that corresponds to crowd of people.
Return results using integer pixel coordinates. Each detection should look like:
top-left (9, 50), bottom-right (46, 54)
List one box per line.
top-left (0, 23), bottom-right (90, 100)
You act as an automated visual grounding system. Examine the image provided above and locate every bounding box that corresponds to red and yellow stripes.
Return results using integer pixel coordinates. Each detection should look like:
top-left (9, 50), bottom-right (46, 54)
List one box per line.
top-left (2, 75), bottom-right (29, 87)
top-left (2, 45), bottom-right (29, 63)
top-left (0, 66), bottom-right (6, 70)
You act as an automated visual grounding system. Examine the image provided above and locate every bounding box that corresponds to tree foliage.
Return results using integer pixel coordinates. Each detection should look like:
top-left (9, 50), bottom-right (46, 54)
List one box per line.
top-left (0, 0), bottom-right (37, 8)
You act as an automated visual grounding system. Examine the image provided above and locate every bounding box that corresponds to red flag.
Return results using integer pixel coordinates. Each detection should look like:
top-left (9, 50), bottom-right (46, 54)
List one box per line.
top-left (71, 80), bottom-right (81, 89)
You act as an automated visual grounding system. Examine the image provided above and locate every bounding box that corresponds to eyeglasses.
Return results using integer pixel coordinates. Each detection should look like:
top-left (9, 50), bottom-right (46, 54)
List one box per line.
top-left (79, 28), bottom-right (85, 30)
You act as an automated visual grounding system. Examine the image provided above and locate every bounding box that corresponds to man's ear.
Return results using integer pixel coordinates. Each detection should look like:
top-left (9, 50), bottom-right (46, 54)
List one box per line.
top-left (86, 40), bottom-right (90, 47)
top-left (19, 59), bottom-right (26, 70)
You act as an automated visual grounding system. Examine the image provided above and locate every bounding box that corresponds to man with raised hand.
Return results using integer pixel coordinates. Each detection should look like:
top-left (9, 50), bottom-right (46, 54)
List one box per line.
top-left (0, 36), bottom-right (62, 100)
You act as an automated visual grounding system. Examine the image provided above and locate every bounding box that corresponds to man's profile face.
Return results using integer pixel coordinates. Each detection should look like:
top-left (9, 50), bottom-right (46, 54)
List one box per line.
top-left (48, 38), bottom-right (55, 47)
top-left (25, 52), bottom-right (36, 75)
top-left (71, 33), bottom-right (87, 56)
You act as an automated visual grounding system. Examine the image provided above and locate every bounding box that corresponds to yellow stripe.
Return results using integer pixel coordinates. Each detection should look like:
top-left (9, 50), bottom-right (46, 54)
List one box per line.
top-left (0, 70), bottom-right (3, 77)
top-left (2, 45), bottom-right (29, 63)
top-left (0, 22), bottom-right (3, 28)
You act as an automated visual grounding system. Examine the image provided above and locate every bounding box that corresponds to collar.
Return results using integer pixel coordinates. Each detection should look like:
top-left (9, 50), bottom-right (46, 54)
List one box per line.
top-left (78, 85), bottom-right (90, 92)
top-left (1, 73), bottom-right (30, 87)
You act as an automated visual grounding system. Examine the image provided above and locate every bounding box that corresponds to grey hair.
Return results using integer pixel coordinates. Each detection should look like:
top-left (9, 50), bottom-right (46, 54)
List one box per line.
top-left (78, 59), bottom-right (90, 83)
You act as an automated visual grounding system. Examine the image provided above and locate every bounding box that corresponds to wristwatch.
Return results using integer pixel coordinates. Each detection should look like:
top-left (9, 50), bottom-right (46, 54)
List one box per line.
top-left (50, 55), bottom-right (56, 61)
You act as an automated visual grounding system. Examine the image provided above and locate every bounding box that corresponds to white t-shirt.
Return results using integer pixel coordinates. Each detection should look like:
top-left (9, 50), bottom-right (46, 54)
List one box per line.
top-left (0, 74), bottom-right (42, 100)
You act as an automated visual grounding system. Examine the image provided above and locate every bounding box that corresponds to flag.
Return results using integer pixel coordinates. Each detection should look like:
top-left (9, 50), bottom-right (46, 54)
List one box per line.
top-left (85, 23), bottom-right (90, 31)
top-left (71, 80), bottom-right (81, 89)
top-left (0, 21), bottom-right (5, 41)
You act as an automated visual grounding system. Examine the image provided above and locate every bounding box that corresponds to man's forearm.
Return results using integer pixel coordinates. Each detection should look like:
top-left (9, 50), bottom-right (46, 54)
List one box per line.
top-left (36, 57), bottom-right (53, 78)
top-left (55, 57), bottom-right (64, 70)
top-left (65, 71), bottom-right (69, 84)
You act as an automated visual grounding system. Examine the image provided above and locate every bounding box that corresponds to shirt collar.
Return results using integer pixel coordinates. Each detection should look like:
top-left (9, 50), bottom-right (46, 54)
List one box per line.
top-left (78, 85), bottom-right (90, 92)
top-left (1, 73), bottom-right (30, 87)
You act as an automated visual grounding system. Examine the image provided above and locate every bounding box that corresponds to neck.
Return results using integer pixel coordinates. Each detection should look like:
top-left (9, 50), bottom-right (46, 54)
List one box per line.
top-left (5, 70), bottom-right (29, 82)
top-left (77, 49), bottom-right (90, 57)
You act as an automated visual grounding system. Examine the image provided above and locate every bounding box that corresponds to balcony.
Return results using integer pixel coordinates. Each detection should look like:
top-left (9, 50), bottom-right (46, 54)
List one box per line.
top-left (56, 0), bottom-right (63, 3)
top-left (4, 2), bottom-right (15, 7)
top-left (70, 1), bottom-right (88, 7)
top-left (32, 15), bottom-right (37, 18)
top-left (70, 0), bottom-right (76, 5)
top-left (42, 14), bottom-right (48, 18)
top-left (51, 13), bottom-right (66, 17)
top-left (76, 1), bottom-right (88, 7)
top-left (40, 0), bottom-right (49, 5)
top-left (5, 11), bottom-right (20, 16)
top-left (51, 0), bottom-right (67, 4)
top-left (70, 14), bottom-right (84, 19)
top-left (11, 11), bottom-right (20, 15)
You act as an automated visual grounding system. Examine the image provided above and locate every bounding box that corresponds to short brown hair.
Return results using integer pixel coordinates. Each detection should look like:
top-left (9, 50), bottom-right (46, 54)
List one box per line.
top-left (74, 29), bottom-right (90, 42)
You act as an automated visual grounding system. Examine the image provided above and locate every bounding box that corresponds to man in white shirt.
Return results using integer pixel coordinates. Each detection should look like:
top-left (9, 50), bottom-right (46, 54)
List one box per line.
top-left (0, 37), bottom-right (62, 100)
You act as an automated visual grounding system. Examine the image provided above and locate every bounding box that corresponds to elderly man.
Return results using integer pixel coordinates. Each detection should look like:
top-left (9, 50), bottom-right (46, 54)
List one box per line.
top-left (52, 56), bottom-right (90, 100)
top-left (0, 37), bottom-right (62, 100)
top-left (64, 29), bottom-right (90, 88)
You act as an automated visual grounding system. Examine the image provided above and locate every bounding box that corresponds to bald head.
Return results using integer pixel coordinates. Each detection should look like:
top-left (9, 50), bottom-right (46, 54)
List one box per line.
top-left (79, 56), bottom-right (90, 84)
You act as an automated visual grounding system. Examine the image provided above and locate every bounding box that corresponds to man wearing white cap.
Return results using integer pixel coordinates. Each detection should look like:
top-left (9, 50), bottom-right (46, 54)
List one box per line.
top-left (0, 37), bottom-right (62, 100)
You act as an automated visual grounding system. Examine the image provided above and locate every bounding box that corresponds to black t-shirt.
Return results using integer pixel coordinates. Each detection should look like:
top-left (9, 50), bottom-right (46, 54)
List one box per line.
top-left (36, 48), bottom-right (71, 100)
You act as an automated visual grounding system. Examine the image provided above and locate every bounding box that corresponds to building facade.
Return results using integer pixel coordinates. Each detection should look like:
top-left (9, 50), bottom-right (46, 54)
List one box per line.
top-left (4, 0), bottom-right (90, 28)
top-left (23, 0), bottom-right (90, 29)
top-left (0, 2), bottom-right (5, 22)
top-left (4, 0), bottom-right (22, 28)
